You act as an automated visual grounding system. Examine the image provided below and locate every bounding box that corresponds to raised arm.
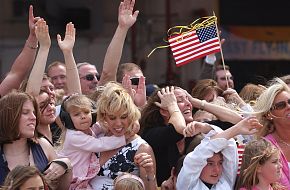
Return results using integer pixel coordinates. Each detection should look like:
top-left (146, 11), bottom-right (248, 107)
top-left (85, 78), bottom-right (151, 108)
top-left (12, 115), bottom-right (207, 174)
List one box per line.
top-left (155, 86), bottom-right (186, 134)
top-left (0, 5), bottom-right (40, 95)
top-left (98, 0), bottom-right (139, 86)
top-left (185, 90), bottom-right (243, 124)
top-left (57, 22), bottom-right (81, 94)
top-left (26, 19), bottom-right (51, 96)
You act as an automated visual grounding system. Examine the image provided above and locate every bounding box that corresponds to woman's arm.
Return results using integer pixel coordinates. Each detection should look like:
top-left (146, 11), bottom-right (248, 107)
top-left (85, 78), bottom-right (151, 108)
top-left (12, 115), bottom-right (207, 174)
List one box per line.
top-left (135, 144), bottom-right (158, 190)
top-left (57, 22), bottom-right (81, 94)
top-left (38, 138), bottom-right (72, 190)
top-left (98, 0), bottom-right (139, 85)
top-left (0, 5), bottom-right (39, 96)
top-left (155, 86), bottom-right (186, 134)
top-left (185, 90), bottom-right (243, 124)
top-left (25, 19), bottom-right (51, 96)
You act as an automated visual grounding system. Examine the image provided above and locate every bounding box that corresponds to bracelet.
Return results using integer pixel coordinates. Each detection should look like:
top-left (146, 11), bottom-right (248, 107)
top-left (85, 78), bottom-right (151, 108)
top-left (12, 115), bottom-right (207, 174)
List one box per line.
top-left (200, 100), bottom-right (206, 111)
top-left (146, 174), bottom-right (156, 182)
top-left (26, 40), bottom-right (38, 49)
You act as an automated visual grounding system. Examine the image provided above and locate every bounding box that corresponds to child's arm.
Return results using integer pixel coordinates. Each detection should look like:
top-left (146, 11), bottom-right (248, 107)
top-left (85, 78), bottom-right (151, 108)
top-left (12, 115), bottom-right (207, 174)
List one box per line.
top-left (68, 130), bottom-right (126, 152)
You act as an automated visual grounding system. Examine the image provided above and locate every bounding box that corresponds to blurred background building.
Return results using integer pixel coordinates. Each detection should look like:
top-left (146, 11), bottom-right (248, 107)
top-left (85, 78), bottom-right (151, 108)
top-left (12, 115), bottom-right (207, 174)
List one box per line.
top-left (1, 0), bottom-right (290, 91)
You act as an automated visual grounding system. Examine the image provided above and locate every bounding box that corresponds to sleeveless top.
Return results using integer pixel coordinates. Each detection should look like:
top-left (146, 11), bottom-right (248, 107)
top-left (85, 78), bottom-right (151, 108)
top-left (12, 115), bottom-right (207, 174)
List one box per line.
top-left (89, 136), bottom-right (147, 190)
top-left (0, 139), bottom-right (49, 185)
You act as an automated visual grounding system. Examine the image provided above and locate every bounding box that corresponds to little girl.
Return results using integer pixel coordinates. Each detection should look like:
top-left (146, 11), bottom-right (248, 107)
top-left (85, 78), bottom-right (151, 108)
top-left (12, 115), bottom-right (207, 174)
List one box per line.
top-left (236, 138), bottom-right (284, 190)
top-left (57, 94), bottom-right (126, 189)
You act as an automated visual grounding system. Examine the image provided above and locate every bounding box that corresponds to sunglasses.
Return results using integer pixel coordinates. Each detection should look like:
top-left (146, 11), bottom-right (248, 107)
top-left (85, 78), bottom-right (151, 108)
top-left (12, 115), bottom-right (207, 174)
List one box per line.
top-left (271, 99), bottom-right (290, 110)
top-left (81, 74), bottom-right (100, 81)
top-left (130, 77), bottom-right (140, 85)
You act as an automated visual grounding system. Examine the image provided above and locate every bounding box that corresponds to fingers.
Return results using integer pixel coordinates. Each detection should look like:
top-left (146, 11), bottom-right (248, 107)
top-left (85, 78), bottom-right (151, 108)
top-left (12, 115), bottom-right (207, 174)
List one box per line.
top-left (29, 5), bottom-right (34, 21)
top-left (57, 34), bottom-right (62, 43)
top-left (134, 153), bottom-right (153, 168)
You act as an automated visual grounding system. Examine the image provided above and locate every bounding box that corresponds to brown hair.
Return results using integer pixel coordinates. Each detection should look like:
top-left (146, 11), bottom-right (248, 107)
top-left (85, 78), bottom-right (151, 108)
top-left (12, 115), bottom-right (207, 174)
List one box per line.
top-left (0, 91), bottom-right (40, 144)
top-left (235, 138), bottom-right (282, 190)
top-left (1, 166), bottom-right (47, 190)
top-left (191, 79), bottom-right (222, 101)
top-left (239, 83), bottom-right (266, 106)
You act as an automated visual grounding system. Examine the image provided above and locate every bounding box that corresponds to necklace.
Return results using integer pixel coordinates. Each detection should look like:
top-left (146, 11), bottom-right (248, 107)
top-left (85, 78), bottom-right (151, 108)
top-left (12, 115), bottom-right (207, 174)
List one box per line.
top-left (276, 134), bottom-right (290, 147)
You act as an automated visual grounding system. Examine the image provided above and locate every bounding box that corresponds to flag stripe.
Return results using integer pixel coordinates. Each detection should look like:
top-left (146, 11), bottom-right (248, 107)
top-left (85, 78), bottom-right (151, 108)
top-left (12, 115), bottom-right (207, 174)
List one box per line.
top-left (173, 38), bottom-right (219, 58)
top-left (176, 47), bottom-right (220, 65)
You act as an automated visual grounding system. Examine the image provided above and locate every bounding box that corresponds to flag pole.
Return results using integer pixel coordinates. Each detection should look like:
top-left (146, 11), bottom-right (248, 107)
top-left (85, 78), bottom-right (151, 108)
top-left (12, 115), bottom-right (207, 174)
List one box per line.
top-left (213, 11), bottom-right (229, 89)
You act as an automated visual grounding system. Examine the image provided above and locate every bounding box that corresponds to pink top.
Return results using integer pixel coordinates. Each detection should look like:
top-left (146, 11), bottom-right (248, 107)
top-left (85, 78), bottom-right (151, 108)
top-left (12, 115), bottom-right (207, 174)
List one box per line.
top-left (265, 134), bottom-right (290, 189)
top-left (58, 123), bottom-right (126, 179)
top-left (240, 186), bottom-right (273, 190)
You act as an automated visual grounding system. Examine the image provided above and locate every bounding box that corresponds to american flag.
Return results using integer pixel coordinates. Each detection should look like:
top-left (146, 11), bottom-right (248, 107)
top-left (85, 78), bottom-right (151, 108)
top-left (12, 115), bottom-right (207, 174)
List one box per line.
top-left (169, 24), bottom-right (221, 67)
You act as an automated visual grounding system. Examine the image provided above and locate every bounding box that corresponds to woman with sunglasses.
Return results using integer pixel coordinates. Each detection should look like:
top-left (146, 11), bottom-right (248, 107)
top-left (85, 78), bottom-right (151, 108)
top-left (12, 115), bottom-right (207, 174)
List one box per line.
top-left (253, 77), bottom-right (290, 189)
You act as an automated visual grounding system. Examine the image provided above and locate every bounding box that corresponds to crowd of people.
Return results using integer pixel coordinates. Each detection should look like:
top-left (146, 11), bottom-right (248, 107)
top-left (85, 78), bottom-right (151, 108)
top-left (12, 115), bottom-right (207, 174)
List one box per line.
top-left (1, 0), bottom-right (290, 190)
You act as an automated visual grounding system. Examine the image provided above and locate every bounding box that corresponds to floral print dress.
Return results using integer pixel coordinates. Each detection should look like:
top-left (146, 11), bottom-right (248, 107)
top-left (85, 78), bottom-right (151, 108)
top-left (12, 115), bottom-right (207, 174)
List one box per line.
top-left (89, 136), bottom-right (147, 190)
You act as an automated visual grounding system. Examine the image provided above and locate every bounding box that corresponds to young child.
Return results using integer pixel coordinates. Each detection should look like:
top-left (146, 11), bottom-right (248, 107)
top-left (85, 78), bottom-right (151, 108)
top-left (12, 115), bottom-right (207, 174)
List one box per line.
top-left (235, 138), bottom-right (284, 190)
top-left (57, 94), bottom-right (126, 189)
top-left (114, 173), bottom-right (145, 190)
top-left (1, 166), bottom-right (48, 190)
top-left (176, 117), bottom-right (263, 190)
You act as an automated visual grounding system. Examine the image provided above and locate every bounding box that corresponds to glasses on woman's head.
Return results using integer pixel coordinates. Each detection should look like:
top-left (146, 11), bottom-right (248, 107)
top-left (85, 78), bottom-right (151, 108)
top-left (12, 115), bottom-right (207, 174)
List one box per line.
top-left (81, 74), bottom-right (100, 81)
top-left (271, 99), bottom-right (290, 110)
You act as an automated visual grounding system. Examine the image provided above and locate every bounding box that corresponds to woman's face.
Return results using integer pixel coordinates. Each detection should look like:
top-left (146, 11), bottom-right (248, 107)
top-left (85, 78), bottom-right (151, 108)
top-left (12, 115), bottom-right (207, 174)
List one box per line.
top-left (174, 89), bottom-right (193, 123)
top-left (36, 92), bottom-right (56, 125)
top-left (19, 175), bottom-right (45, 190)
top-left (19, 100), bottom-right (37, 138)
top-left (270, 91), bottom-right (290, 126)
top-left (104, 111), bottom-right (130, 137)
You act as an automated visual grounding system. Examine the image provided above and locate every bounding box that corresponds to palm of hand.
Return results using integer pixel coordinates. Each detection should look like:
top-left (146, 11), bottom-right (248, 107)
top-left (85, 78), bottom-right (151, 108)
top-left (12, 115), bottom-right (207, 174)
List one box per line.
top-left (59, 35), bottom-right (74, 51)
top-left (36, 32), bottom-right (51, 47)
top-left (119, 11), bottom-right (136, 28)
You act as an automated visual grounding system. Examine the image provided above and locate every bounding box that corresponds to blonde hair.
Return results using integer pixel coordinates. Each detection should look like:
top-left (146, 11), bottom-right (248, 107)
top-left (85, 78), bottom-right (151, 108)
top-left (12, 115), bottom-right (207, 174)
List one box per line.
top-left (236, 138), bottom-right (282, 190)
top-left (96, 82), bottom-right (140, 133)
top-left (114, 173), bottom-right (145, 190)
top-left (253, 78), bottom-right (290, 137)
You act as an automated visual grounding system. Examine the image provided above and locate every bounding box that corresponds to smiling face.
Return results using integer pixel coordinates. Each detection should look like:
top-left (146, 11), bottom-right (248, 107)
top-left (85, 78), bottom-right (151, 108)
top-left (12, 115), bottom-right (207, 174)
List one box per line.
top-left (69, 107), bottom-right (92, 133)
top-left (36, 92), bottom-right (56, 125)
top-left (47, 64), bottom-right (67, 91)
top-left (270, 91), bottom-right (290, 127)
top-left (174, 88), bottom-right (193, 123)
top-left (19, 100), bottom-right (37, 138)
top-left (104, 111), bottom-right (130, 137)
top-left (200, 153), bottom-right (223, 185)
top-left (78, 64), bottom-right (99, 95)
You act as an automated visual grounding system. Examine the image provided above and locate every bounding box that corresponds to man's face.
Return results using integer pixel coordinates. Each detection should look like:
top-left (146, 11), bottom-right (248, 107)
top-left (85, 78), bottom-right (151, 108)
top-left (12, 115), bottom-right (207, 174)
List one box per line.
top-left (78, 64), bottom-right (99, 95)
top-left (47, 65), bottom-right (67, 91)
top-left (216, 70), bottom-right (234, 91)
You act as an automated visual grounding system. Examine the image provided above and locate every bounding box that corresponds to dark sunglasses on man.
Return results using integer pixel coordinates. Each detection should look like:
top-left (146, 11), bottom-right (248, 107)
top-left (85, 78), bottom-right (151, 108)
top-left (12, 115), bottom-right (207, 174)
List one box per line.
top-left (81, 74), bottom-right (100, 81)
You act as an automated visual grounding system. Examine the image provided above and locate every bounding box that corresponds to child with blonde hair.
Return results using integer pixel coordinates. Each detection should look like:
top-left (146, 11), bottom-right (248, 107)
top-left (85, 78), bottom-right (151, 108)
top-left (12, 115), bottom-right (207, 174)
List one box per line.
top-left (236, 138), bottom-right (284, 190)
top-left (57, 94), bottom-right (126, 189)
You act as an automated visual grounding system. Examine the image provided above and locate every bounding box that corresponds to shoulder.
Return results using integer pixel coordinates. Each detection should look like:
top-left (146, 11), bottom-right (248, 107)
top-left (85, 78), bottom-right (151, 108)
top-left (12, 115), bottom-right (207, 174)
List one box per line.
top-left (136, 142), bottom-right (154, 156)
top-left (37, 137), bottom-right (57, 161)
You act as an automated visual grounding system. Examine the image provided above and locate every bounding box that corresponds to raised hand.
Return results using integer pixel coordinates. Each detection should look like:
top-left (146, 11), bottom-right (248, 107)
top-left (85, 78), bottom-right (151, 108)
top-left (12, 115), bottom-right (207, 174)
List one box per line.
top-left (28, 5), bottom-right (41, 37)
top-left (235, 116), bottom-right (263, 135)
top-left (57, 22), bottom-right (76, 52)
top-left (155, 86), bottom-right (177, 110)
top-left (118, 0), bottom-right (139, 30)
top-left (35, 19), bottom-right (51, 48)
